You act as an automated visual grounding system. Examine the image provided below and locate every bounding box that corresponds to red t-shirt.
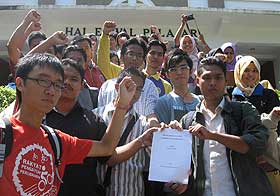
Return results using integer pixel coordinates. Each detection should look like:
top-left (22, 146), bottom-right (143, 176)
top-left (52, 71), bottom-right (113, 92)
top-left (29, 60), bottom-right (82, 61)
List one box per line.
top-left (0, 117), bottom-right (93, 196)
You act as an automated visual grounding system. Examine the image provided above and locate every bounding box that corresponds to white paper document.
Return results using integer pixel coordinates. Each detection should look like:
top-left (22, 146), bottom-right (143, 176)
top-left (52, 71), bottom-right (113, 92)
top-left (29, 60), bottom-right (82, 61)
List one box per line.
top-left (148, 128), bottom-right (192, 184)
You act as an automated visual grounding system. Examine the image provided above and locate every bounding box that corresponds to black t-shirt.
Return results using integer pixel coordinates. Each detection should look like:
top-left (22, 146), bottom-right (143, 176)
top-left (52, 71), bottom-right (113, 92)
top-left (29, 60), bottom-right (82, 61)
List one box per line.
top-left (46, 102), bottom-right (107, 196)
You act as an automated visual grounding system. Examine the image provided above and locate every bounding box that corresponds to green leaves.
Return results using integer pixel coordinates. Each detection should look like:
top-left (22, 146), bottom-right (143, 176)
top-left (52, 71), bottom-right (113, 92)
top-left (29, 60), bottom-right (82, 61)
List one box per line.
top-left (0, 86), bottom-right (16, 112)
top-left (276, 89), bottom-right (280, 100)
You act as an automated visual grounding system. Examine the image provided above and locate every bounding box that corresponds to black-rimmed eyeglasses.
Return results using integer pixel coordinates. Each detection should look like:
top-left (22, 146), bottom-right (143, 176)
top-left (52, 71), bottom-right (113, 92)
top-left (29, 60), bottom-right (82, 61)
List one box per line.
top-left (25, 77), bottom-right (64, 91)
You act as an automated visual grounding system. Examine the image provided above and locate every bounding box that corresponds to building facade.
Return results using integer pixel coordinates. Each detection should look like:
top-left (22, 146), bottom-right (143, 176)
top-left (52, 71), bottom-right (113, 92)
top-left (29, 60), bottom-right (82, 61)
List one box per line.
top-left (0, 0), bottom-right (280, 88)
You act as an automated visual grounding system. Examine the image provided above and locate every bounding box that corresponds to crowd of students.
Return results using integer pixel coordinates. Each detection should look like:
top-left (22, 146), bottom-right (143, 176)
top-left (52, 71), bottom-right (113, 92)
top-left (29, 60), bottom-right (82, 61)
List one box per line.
top-left (1, 9), bottom-right (280, 196)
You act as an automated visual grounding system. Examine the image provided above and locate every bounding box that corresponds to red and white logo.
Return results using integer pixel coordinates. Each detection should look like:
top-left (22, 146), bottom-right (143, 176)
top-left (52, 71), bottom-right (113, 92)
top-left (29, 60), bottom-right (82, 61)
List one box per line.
top-left (12, 143), bottom-right (57, 196)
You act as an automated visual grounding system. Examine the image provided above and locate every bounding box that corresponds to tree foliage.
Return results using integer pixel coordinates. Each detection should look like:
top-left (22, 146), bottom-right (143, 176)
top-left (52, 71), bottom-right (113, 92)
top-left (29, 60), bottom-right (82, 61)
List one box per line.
top-left (0, 86), bottom-right (16, 112)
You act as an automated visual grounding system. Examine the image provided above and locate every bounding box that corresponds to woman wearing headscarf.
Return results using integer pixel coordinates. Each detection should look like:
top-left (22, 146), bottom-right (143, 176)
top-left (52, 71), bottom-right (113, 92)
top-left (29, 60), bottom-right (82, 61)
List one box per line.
top-left (231, 55), bottom-right (280, 195)
top-left (178, 35), bottom-right (199, 93)
top-left (221, 42), bottom-right (237, 86)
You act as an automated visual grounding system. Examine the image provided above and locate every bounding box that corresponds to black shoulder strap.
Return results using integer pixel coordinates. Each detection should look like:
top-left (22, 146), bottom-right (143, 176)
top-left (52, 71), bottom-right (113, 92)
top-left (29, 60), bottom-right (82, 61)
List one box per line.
top-left (103, 113), bottom-right (139, 187)
top-left (1, 118), bottom-right (13, 158)
top-left (181, 111), bottom-right (196, 129)
top-left (41, 124), bottom-right (63, 183)
top-left (84, 80), bottom-right (99, 109)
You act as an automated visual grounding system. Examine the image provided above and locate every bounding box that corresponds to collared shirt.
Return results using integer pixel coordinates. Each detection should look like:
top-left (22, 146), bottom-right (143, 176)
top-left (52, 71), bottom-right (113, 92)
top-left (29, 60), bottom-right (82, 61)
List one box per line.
top-left (84, 60), bottom-right (106, 88)
top-left (93, 102), bottom-right (150, 196)
top-left (154, 91), bottom-right (200, 124)
top-left (143, 70), bottom-right (172, 97)
top-left (199, 98), bottom-right (235, 196)
top-left (98, 77), bottom-right (159, 116)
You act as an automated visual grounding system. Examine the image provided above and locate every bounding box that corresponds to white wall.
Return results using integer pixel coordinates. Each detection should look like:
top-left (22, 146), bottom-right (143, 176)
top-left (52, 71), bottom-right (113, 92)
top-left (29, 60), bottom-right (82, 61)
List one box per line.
top-left (55, 0), bottom-right (76, 5)
top-left (225, 0), bottom-right (280, 10)
top-left (188, 0), bottom-right (208, 8)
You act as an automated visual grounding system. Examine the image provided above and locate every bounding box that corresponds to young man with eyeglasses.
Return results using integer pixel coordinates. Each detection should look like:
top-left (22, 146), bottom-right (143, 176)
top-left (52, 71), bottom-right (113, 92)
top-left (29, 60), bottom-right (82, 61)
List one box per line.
top-left (0, 53), bottom-right (138, 196)
top-left (143, 40), bottom-right (172, 97)
top-left (155, 49), bottom-right (200, 125)
top-left (97, 21), bottom-right (159, 127)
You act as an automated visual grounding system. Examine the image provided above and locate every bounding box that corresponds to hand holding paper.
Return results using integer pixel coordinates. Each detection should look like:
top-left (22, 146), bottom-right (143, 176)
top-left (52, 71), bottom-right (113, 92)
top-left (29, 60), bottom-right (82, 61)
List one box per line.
top-left (148, 128), bottom-right (192, 184)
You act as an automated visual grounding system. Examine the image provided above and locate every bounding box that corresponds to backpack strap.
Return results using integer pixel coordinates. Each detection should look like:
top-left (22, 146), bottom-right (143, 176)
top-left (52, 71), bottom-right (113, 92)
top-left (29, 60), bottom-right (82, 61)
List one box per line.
top-left (1, 118), bottom-right (13, 158)
top-left (103, 113), bottom-right (139, 187)
top-left (41, 124), bottom-right (63, 183)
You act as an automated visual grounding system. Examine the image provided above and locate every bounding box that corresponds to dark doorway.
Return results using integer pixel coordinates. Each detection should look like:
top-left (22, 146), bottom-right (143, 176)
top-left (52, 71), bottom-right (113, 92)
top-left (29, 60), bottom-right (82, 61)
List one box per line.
top-left (0, 58), bottom-right (10, 86)
top-left (260, 61), bottom-right (276, 88)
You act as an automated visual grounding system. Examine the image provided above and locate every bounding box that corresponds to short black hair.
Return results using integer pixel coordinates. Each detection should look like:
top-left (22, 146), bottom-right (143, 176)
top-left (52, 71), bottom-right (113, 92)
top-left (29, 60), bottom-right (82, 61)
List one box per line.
top-left (109, 31), bottom-right (117, 40)
top-left (63, 45), bottom-right (87, 63)
top-left (197, 56), bottom-right (226, 77)
top-left (110, 51), bottom-right (120, 65)
top-left (206, 47), bottom-right (224, 57)
top-left (147, 40), bottom-right (166, 55)
top-left (138, 34), bottom-right (149, 45)
top-left (116, 67), bottom-right (146, 85)
top-left (15, 53), bottom-right (63, 105)
top-left (120, 37), bottom-right (147, 59)
top-left (61, 58), bottom-right (84, 80)
top-left (27, 32), bottom-right (47, 48)
top-left (71, 35), bottom-right (92, 48)
top-left (165, 48), bottom-right (193, 72)
top-left (117, 31), bottom-right (130, 46)
top-left (85, 33), bottom-right (97, 41)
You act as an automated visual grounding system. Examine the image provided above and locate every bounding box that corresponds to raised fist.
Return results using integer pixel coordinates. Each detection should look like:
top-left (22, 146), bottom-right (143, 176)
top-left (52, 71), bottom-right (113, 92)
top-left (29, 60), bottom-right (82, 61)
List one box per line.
top-left (28, 21), bottom-right (41, 32)
top-left (103, 21), bottom-right (117, 35)
top-left (50, 31), bottom-right (69, 45)
top-left (25, 9), bottom-right (41, 24)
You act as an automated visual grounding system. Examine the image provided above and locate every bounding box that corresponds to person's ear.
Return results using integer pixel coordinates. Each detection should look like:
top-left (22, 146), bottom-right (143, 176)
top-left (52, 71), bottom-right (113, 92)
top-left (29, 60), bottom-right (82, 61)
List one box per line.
top-left (196, 77), bottom-right (200, 87)
top-left (15, 77), bottom-right (24, 92)
top-left (81, 80), bottom-right (85, 90)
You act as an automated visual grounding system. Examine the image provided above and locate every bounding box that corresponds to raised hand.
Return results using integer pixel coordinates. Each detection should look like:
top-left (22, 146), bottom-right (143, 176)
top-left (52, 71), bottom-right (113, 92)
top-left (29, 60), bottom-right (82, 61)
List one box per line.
top-left (150, 25), bottom-right (160, 35)
top-left (181, 14), bottom-right (188, 25)
top-left (49, 31), bottom-right (69, 45)
top-left (27, 21), bottom-right (41, 32)
top-left (116, 76), bottom-right (136, 108)
top-left (103, 21), bottom-right (117, 35)
top-left (24, 9), bottom-right (41, 24)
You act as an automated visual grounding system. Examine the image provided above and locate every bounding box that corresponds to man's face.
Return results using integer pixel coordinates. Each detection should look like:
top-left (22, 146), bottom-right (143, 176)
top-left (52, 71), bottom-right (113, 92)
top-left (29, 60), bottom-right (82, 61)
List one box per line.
top-left (17, 65), bottom-right (63, 114)
top-left (76, 40), bottom-right (92, 65)
top-left (167, 59), bottom-right (190, 88)
top-left (61, 65), bottom-right (83, 100)
top-left (122, 44), bottom-right (144, 69)
top-left (29, 37), bottom-right (44, 50)
top-left (66, 51), bottom-right (86, 69)
top-left (110, 36), bottom-right (117, 49)
top-left (146, 45), bottom-right (164, 71)
top-left (118, 36), bottom-right (128, 47)
top-left (197, 65), bottom-right (226, 101)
